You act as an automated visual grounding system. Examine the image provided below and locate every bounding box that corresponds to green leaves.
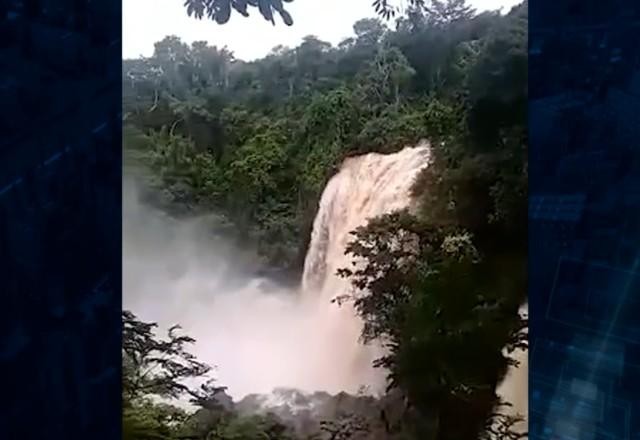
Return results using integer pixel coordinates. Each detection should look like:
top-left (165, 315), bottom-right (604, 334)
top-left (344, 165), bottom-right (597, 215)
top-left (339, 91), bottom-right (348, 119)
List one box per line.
top-left (123, 3), bottom-right (528, 439)
top-left (338, 210), bottom-right (526, 439)
top-left (373, 0), bottom-right (426, 20)
top-left (125, 0), bottom-right (527, 287)
top-left (180, 0), bottom-right (479, 28)
top-left (122, 311), bottom-right (213, 403)
top-left (182, 0), bottom-right (295, 25)
top-left (227, 127), bottom-right (288, 200)
top-left (358, 46), bottom-right (415, 108)
top-left (122, 311), bottom-right (299, 440)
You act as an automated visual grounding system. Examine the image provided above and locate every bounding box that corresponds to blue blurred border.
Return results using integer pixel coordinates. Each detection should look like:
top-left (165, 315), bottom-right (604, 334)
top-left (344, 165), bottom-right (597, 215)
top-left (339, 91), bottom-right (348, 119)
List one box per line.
top-left (529, 1), bottom-right (640, 439)
top-left (0, 1), bottom-right (122, 438)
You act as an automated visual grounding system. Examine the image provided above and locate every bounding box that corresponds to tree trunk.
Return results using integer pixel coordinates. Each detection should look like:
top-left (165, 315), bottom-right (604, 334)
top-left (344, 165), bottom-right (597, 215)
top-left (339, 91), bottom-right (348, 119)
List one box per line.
top-left (395, 82), bottom-right (400, 107)
top-left (288, 78), bottom-right (294, 98)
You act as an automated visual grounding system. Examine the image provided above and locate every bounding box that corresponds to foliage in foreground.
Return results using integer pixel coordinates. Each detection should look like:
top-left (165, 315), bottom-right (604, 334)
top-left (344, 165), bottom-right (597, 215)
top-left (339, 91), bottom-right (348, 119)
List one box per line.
top-left (124, 1), bottom-right (528, 439)
top-left (122, 308), bottom-right (526, 440)
top-left (122, 311), bottom-right (297, 440)
top-left (180, 0), bottom-right (466, 26)
top-left (337, 210), bottom-right (527, 440)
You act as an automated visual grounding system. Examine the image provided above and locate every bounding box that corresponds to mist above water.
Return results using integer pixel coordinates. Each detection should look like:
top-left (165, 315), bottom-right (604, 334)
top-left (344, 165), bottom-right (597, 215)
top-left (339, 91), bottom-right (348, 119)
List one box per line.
top-left (123, 145), bottom-right (431, 400)
top-left (124, 179), bottom-right (341, 399)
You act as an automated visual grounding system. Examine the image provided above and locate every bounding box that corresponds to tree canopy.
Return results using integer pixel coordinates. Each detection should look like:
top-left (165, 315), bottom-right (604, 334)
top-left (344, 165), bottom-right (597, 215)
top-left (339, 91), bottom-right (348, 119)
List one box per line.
top-left (180, 0), bottom-right (478, 25)
top-left (124, 1), bottom-right (528, 438)
top-left (124, 2), bottom-right (526, 271)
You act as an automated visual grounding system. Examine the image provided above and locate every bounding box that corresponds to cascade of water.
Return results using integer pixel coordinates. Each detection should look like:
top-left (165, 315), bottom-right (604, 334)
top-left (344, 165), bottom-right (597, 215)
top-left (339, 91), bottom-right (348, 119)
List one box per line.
top-left (122, 145), bottom-right (431, 398)
top-left (302, 144), bottom-right (429, 391)
top-left (302, 143), bottom-right (527, 432)
top-left (299, 143), bottom-right (431, 394)
top-left (124, 143), bottom-right (528, 433)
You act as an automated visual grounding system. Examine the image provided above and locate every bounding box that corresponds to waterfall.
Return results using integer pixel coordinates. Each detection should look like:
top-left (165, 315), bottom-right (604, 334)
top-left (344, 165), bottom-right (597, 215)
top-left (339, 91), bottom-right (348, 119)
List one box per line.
top-left (301, 142), bottom-right (528, 435)
top-left (124, 142), bottom-right (528, 431)
top-left (300, 143), bottom-right (431, 394)
top-left (122, 145), bottom-right (432, 400)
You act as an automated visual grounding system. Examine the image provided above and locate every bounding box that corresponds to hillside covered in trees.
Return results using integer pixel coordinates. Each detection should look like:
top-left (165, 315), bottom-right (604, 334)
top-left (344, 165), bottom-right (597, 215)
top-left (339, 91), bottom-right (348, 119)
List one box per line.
top-left (123, 1), bottom-right (528, 439)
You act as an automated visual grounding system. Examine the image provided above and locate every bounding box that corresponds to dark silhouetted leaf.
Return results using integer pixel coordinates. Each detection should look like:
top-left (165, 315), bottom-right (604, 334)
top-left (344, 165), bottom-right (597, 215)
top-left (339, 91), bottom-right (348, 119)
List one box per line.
top-left (215, 0), bottom-right (231, 23)
top-left (279, 9), bottom-right (293, 25)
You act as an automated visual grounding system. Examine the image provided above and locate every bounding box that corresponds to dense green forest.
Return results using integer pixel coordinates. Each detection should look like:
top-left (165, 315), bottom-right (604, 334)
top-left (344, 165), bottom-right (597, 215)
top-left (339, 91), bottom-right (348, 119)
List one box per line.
top-left (123, 0), bottom-right (528, 438)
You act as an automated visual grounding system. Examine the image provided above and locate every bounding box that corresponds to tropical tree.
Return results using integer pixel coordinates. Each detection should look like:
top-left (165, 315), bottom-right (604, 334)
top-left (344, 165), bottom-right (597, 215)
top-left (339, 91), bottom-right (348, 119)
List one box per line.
top-left (122, 311), bottom-right (297, 440)
top-left (123, 4), bottom-right (529, 437)
top-left (122, 310), bottom-right (212, 403)
top-left (337, 211), bottom-right (527, 440)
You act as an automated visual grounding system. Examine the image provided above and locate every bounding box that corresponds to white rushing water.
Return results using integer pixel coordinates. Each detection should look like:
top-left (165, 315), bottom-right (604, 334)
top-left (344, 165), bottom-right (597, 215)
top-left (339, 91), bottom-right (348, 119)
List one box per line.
top-left (124, 141), bottom-right (527, 436)
top-left (123, 144), bottom-right (430, 399)
top-left (300, 143), bottom-right (432, 393)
